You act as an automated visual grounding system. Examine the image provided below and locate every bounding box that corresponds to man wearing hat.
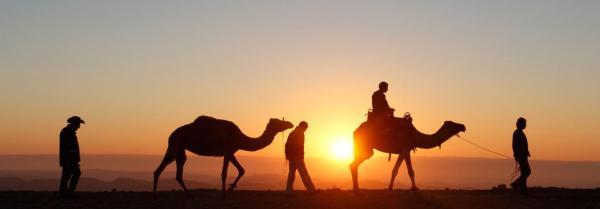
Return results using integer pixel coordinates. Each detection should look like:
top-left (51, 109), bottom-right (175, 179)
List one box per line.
top-left (59, 116), bottom-right (84, 198)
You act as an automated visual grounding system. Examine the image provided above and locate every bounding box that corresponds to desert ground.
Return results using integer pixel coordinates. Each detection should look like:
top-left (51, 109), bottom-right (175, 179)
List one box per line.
top-left (2, 189), bottom-right (599, 209)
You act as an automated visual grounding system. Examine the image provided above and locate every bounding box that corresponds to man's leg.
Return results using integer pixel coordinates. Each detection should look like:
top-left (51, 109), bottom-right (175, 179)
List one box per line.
top-left (59, 166), bottom-right (72, 196)
top-left (69, 165), bottom-right (81, 194)
top-left (512, 159), bottom-right (524, 188)
top-left (510, 178), bottom-right (520, 189)
top-left (286, 160), bottom-right (297, 193)
top-left (519, 159), bottom-right (531, 193)
top-left (296, 160), bottom-right (315, 191)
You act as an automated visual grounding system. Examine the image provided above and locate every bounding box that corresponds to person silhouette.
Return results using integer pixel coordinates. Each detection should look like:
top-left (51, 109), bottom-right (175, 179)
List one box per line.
top-left (285, 121), bottom-right (316, 196)
top-left (59, 116), bottom-right (84, 199)
top-left (372, 81), bottom-right (395, 119)
top-left (511, 117), bottom-right (531, 194)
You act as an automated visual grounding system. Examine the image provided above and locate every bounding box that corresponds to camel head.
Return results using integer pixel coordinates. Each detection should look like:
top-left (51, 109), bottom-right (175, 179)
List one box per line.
top-left (443, 121), bottom-right (466, 135)
top-left (267, 118), bottom-right (294, 133)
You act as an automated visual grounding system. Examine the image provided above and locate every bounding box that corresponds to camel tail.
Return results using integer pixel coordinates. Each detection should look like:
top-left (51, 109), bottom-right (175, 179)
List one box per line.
top-left (159, 143), bottom-right (175, 165)
top-left (153, 135), bottom-right (177, 196)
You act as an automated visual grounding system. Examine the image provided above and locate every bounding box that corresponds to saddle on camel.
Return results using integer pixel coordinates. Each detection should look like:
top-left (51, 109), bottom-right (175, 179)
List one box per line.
top-left (366, 110), bottom-right (417, 160)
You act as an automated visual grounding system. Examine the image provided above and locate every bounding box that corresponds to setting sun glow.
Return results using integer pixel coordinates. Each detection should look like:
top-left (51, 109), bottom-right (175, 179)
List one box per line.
top-left (330, 138), bottom-right (353, 161)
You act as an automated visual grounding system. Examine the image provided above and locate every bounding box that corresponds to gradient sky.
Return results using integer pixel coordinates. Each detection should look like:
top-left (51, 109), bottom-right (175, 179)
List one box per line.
top-left (1, 0), bottom-right (599, 161)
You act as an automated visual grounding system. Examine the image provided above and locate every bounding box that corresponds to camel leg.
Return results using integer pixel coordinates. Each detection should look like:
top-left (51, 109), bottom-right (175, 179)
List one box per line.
top-left (350, 148), bottom-right (373, 193)
top-left (175, 152), bottom-right (191, 197)
top-left (221, 156), bottom-right (231, 196)
top-left (228, 155), bottom-right (245, 193)
top-left (153, 145), bottom-right (176, 197)
top-left (388, 154), bottom-right (405, 192)
top-left (404, 152), bottom-right (419, 191)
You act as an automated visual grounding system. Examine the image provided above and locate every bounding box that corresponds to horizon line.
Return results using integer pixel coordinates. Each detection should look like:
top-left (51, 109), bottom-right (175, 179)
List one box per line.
top-left (1, 154), bottom-right (599, 163)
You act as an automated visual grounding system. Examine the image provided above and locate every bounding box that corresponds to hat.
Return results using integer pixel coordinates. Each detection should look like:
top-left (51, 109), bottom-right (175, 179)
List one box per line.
top-left (67, 116), bottom-right (85, 124)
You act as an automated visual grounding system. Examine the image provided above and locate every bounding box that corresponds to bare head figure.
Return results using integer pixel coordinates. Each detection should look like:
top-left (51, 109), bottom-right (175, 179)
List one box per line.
top-left (297, 121), bottom-right (308, 131)
top-left (516, 117), bottom-right (527, 130)
top-left (379, 81), bottom-right (388, 93)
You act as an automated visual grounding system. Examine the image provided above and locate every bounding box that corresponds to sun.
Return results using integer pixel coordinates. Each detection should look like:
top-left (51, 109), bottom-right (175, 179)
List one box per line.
top-left (330, 137), bottom-right (354, 161)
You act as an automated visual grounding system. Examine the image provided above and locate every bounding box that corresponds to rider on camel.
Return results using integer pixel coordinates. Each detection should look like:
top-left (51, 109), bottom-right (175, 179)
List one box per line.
top-left (372, 81), bottom-right (395, 120)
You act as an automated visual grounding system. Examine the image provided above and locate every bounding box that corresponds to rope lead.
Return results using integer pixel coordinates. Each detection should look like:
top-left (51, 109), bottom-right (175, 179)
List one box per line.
top-left (456, 134), bottom-right (520, 182)
top-left (456, 135), bottom-right (512, 159)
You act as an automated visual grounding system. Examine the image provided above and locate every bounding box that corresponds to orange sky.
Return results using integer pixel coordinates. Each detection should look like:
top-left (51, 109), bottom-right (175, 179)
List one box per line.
top-left (1, 1), bottom-right (599, 162)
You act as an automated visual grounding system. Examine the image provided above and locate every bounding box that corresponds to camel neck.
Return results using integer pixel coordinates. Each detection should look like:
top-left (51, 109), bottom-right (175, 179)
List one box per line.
top-left (412, 125), bottom-right (455, 149)
top-left (239, 126), bottom-right (277, 151)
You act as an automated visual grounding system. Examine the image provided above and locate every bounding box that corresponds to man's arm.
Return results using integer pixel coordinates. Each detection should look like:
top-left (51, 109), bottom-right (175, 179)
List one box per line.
top-left (59, 129), bottom-right (78, 165)
top-left (59, 130), bottom-right (69, 166)
top-left (382, 94), bottom-right (391, 110)
top-left (513, 131), bottom-right (529, 159)
top-left (373, 92), bottom-right (392, 111)
top-left (524, 134), bottom-right (530, 157)
top-left (512, 131), bottom-right (521, 158)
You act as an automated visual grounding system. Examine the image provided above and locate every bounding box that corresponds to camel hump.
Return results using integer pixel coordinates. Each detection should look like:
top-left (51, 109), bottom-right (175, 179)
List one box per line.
top-left (191, 115), bottom-right (239, 131)
top-left (192, 115), bottom-right (234, 125)
top-left (193, 115), bottom-right (217, 124)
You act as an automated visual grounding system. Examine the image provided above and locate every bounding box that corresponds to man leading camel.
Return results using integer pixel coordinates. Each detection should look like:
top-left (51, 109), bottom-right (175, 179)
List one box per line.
top-left (511, 117), bottom-right (531, 194)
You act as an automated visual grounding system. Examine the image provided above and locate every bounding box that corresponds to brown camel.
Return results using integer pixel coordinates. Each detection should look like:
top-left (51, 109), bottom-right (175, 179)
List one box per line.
top-left (350, 118), bottom-right (466, 193)
top-left (153, 116), bottom-right (293, 197)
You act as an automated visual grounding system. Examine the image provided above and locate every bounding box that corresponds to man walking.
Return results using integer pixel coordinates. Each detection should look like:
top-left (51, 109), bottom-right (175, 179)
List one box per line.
top-left (285, 121), bottom-right (316, 196)
top-left (511, 117), bottom-right (531, 194)
top-left (59, 116), bottom-right (84, 198)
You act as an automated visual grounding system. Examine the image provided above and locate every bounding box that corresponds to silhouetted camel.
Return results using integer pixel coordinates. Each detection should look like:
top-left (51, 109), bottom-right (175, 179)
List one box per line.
top-left (153, 116), bottom-right (293, 197)
top-left (350, 118), bottom-right (466, 193)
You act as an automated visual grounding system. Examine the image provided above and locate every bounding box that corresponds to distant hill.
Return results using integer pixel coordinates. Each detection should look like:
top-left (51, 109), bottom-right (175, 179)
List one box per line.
top-left (0, 155), bottom-right (599, 191)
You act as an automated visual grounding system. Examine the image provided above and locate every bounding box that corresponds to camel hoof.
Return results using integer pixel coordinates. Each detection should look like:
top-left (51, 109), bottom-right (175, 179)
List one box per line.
top-left (352, 190), bottom-right (364, 196)
top-left (411, 186), bottom-right (420, 193)
top-left (387, 189), bottom-right (395, 196)
top-left (228, 184), bottom-right (237, 193)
